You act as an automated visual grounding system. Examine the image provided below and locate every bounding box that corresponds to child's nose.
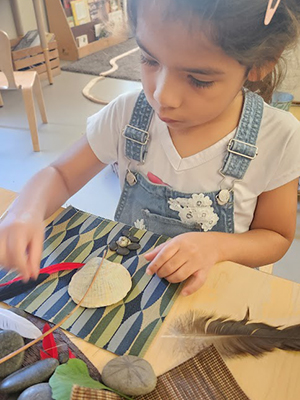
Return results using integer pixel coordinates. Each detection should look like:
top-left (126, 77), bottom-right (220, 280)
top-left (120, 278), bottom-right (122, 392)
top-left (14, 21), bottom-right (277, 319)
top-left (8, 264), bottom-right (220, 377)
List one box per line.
top-left (153, 69), bottom-right (182, 109)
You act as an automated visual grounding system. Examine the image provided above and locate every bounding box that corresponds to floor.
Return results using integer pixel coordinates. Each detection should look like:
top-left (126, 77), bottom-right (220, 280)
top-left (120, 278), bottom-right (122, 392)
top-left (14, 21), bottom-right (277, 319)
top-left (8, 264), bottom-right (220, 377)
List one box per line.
top-left (0, 70), bottom-right (300, 284)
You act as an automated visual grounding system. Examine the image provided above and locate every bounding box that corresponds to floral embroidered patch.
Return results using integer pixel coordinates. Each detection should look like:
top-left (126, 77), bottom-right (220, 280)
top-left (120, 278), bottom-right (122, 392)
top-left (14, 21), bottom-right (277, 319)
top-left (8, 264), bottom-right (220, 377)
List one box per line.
top-left (134, 218), bottom-right (146, 230)
top-left (168, 194), bottom-right (219, 232)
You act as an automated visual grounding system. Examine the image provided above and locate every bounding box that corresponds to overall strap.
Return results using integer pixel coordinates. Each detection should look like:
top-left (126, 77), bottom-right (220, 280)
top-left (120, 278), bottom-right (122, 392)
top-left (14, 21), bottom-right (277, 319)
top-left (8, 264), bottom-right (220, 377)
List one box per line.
top-left (123, 90), bottom-right (154, 163)
top-left (220, 90), bottom-right (264, 180)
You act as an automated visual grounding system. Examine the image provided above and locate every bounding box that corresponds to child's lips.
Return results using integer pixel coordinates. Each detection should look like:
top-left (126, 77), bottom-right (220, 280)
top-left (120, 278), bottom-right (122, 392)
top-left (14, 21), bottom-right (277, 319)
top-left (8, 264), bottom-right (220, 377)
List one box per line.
top-left (159, 115), bottom-right (179, 124)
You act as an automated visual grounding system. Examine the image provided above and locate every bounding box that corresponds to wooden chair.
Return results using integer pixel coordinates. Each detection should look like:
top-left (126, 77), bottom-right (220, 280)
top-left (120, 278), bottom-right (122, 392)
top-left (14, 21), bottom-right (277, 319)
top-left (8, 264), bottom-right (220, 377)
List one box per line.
top-left (0, 30), bottom-right (47, 151)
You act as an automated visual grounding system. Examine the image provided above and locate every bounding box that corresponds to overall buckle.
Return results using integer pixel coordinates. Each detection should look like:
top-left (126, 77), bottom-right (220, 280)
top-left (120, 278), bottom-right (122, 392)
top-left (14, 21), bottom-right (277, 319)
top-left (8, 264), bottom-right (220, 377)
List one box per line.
top-left (123, 125), bottom-right (149, 145)
top-left (227, 138), bottom-right (258, 160)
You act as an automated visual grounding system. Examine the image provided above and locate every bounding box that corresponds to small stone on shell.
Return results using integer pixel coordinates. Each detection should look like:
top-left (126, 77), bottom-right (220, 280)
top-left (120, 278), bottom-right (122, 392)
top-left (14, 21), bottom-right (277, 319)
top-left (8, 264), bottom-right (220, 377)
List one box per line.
top-left (117, 236), bottom-right (131, 247)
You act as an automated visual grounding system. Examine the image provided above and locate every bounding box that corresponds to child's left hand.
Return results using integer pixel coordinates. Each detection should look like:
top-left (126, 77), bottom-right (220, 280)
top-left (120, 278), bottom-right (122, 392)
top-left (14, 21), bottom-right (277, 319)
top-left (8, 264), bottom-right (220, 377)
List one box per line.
top-left (144, 232), bottom-right (219, 296)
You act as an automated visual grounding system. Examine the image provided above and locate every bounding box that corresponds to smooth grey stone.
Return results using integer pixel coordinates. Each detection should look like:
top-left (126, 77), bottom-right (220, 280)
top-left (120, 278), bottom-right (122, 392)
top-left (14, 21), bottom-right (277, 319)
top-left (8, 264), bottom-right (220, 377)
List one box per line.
top-left (116, 247), bottom-right (130, 256)
top-left (102, 355), bottom-right (157, 396)
top-left (0, 330), bottom-right (25, 379)
top-left (9, 308), bottom-right (28, 319)
top-left (0, 358), bottom-right (59, 394)
top-left (17, 383), bottom-right (53, 400)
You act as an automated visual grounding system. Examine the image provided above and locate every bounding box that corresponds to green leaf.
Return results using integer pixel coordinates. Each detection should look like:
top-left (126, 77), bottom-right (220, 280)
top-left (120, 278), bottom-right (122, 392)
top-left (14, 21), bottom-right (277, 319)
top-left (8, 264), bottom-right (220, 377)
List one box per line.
top-left (49, 359), bottom-right (133, 400)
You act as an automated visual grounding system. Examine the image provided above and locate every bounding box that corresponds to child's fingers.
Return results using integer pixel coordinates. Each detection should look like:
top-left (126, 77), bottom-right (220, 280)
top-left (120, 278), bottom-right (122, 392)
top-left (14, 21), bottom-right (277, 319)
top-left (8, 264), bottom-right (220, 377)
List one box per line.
top-left (164, 262), bottom-right (192, 283)
top-left (144, 242), bottom-right (168, 261)
top-left (155, 250), bottom-right (190, 279)
top-left (7, 234), bottom-right (30, 282)
top-left (0, 239), bottom-right (5, 265)
top-left (146, 242), bottom-right (179, 275)
top-left (28, 233), bottom-right (43, 280)
top-left (181, 270), bottom-right (207, 296)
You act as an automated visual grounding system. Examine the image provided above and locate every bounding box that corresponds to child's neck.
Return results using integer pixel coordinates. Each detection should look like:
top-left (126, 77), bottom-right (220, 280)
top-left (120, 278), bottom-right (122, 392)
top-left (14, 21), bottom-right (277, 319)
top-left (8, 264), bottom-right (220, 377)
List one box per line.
top-left (169, 91), bottom-right (244, 159)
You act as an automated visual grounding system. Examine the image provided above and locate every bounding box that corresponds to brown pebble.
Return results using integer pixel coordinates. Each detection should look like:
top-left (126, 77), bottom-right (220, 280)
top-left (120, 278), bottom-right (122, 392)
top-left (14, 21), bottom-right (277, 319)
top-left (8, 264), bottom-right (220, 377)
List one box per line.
top-left (116, 247), bottom-right (130, 256)
top-left (127, 243), bottom-right (141, 250)
top-left (109, 242), bottom-right (118, 251)
top-left (58, 352), bottom-right (69, 364)
top-left (128, 236), bottom-right (139, 243)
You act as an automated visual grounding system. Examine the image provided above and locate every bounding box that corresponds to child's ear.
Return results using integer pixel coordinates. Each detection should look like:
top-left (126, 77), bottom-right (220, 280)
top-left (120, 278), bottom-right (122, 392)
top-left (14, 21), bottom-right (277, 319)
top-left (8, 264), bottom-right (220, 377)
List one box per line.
top-left (247, 60), bottom-right (278, 82)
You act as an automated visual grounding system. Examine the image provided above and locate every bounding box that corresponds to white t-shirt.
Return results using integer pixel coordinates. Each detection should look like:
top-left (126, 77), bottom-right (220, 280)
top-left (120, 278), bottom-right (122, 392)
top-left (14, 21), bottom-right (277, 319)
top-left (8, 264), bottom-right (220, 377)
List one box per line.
top-left (87, 89), bottom-right (300, 234)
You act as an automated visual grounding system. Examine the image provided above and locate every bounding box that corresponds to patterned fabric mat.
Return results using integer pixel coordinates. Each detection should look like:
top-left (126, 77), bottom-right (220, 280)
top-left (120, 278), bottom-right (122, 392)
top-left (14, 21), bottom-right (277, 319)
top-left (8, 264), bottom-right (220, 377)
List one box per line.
top-left (0, 312), bottom-right (101, 400)
top-left (71, 345), bottom-right (249, 400)
top-left (0, 206), bottom-right (181, 357)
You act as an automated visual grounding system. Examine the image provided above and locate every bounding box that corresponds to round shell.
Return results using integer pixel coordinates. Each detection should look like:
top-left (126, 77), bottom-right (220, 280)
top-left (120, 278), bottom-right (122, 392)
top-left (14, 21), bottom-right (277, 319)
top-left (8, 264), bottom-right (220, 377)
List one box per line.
top-left (68, 257), bottom-right (132, 308)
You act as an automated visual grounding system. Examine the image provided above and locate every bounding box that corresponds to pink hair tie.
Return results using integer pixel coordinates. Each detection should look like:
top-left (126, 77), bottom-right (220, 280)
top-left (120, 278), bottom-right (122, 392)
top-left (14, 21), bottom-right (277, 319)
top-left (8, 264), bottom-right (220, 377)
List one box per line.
top-left (264, 0), bottom-right (282, 25)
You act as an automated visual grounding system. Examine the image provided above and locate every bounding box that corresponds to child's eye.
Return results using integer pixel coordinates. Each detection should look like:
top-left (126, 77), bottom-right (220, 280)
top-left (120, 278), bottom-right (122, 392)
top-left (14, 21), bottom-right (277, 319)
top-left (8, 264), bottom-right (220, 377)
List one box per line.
top-left (140, 54), bottom-right (158, 67)
top-left (188, 75), bottom-right (214, 89)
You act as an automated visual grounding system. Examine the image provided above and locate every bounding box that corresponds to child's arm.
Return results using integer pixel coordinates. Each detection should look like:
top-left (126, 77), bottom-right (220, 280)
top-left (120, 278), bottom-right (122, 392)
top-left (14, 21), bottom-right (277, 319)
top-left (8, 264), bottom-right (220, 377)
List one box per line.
top-left (145, 178), bottom-right (299, 296)
top-left (0, 136), bottom-right (107, 281)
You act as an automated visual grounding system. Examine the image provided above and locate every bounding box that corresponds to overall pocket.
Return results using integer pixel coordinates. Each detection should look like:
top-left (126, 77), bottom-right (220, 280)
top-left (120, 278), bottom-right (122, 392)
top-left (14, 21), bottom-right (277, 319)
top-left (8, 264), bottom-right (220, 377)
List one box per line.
top-left (141, 209), bottom-right (202, 237)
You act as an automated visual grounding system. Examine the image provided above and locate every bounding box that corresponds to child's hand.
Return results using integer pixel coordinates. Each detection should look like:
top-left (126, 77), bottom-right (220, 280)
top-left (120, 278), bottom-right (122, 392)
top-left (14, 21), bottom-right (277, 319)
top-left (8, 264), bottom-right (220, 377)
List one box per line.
top-left (144, 232), bottom-right (219, 296)
top-left (0, 212), bottom-right (44, 282)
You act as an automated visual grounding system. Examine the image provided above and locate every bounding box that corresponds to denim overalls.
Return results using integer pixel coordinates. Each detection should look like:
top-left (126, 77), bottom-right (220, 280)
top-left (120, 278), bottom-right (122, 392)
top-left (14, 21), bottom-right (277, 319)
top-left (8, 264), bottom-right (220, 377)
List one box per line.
top-left (115, 90), bottom-right (263, 237)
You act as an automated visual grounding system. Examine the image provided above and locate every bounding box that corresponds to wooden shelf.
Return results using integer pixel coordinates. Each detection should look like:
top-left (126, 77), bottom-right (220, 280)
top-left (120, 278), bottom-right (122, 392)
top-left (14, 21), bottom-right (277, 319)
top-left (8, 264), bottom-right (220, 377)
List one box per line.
top-left (45, 0), bottom-right (127, 61)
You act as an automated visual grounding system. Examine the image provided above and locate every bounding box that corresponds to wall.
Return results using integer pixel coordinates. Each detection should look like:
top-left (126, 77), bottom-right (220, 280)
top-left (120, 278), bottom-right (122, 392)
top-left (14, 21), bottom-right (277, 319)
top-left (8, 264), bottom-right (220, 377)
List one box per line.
top-left (0, 0), bottom-right (17, 37)
top-left (279, 43), bottom-right (300, 102)
top-left (0, 0), bottom-right (48, 40)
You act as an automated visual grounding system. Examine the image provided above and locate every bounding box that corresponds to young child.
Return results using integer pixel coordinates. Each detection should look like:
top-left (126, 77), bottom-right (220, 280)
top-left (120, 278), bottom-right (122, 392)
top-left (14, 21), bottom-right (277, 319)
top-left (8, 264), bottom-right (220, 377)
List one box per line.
top-left (1, 0), bottom-right (300, 296)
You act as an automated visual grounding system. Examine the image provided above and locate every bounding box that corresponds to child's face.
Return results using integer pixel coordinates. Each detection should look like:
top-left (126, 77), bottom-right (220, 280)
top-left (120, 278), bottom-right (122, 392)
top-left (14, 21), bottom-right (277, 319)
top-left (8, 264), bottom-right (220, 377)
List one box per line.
top-left (136, 7), bottom-right (249, 132)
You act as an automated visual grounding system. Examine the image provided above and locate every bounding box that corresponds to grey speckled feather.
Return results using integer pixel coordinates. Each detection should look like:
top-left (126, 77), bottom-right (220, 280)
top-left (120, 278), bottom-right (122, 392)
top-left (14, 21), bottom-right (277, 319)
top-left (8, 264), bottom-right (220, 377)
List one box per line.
top-left (163, 309), bottom-right (300, 359)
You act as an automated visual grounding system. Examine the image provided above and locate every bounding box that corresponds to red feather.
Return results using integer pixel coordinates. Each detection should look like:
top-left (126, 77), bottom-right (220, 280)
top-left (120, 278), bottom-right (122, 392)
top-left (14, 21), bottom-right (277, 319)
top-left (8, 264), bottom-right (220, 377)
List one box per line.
top-left (42, 323), bottom-right (58, 359)
top-left (0, 262), bottom-right (84, 287)
top-left (40, 349), bottom-right (52, 360)
top-left (68, 349), bottom-right (76, 359)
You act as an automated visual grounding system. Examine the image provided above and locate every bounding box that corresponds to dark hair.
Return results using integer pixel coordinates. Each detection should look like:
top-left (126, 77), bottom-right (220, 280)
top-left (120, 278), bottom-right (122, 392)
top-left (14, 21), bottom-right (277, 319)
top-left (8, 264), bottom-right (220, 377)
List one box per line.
top-left (127, 0), bottom-right (300, 102)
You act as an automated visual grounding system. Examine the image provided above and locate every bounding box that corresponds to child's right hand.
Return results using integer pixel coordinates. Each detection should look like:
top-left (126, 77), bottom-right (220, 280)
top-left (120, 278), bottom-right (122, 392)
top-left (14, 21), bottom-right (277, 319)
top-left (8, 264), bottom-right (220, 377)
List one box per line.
top-left (0, 212), bottom-right (44, 282)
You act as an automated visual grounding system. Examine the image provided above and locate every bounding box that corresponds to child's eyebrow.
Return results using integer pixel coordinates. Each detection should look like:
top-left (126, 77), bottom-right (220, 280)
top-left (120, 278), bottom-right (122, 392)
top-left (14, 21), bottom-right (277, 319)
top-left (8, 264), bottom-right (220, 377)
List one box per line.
top-left (182, 67), bottom-right (225, 75)
top-left (136, 38), bottom-right (156, 59)
top-left (136, 37), bottom-right (224, 76)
